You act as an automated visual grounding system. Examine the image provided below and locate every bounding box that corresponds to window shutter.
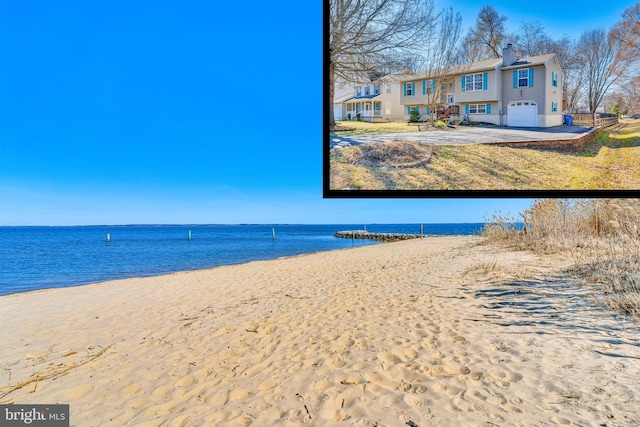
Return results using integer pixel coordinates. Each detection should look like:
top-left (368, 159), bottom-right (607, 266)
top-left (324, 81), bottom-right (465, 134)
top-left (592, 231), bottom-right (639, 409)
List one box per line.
top-left (403, 83), bottom-right (407, 96)
top-left (426, 106), bottom-right (430, 114)
top-left (432, 80), bottom-right (436, 93)
top-left (423, 80), bottom-right (426, 95)
top-left (529, 68), bottom-right (534, 87)
top-left (407, 106), bottom-right (410, 114)
top-left (411, 82), bottom-right (415, 96)
top-left (462, 76), bottom-right (466, 92)
top-left (465, 104), bottom-right (469, 114)
top-left (486, 103), bottom-right (491, 114)
top-left (483, 72), bottom-right (488, 90)
top-left (513, 70), bottom-right (518, 88)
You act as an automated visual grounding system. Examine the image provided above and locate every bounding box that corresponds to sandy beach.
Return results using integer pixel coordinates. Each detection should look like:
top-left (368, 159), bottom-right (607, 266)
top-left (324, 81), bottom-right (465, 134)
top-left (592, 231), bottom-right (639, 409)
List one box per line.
top-left (1, 235), bottom-right (639, 426)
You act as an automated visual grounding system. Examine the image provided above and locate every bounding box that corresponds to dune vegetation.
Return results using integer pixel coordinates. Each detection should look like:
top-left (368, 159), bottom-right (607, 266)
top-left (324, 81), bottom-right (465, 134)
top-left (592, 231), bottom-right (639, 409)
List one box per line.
top-left (483, 198), bottom-right (640, 320)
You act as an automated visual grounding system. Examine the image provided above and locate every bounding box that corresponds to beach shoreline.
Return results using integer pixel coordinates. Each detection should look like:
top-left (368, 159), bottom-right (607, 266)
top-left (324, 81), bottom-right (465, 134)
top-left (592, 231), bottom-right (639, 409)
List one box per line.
top-left (2, 235), bottom-right (639, 426)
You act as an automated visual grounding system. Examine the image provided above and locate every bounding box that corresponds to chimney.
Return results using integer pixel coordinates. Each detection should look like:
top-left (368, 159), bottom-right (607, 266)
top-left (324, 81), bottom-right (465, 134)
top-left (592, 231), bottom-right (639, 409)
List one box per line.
top-left (503, 43), bottom-right (517, 66)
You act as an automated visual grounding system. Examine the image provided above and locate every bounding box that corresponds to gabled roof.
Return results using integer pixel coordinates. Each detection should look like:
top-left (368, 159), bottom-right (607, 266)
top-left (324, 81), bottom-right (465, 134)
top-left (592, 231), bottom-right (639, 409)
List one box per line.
top-left (351, 70), bottom-right (413, 85)
top-left (333, 93), bottom-right (355, 104)
top-left (401, 53), bottom-right (557, 82)
top-left (501, 53), bottom-right (556, 70)
top-left (456, 58), bottom-right (503, 74)
top-left (405, 58), bottom-right (502, 82)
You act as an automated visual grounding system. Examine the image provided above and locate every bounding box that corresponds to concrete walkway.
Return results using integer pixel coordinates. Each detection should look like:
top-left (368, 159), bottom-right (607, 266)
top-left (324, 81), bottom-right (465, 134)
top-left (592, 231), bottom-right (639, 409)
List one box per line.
top-left (329, 125), bottom-right (594, 149)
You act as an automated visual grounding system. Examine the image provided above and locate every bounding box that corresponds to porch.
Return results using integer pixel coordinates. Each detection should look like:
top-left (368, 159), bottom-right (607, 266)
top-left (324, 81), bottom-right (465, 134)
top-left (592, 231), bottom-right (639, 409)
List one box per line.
top-left (345, 99), bottom-right (383, 122)
top-left (403, 104), bottom-right (461, 123)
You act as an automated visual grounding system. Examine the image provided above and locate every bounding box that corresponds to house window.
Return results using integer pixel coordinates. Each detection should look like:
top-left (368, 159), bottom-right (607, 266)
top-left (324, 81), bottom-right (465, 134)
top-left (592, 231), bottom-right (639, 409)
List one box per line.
top-left (469, 104), bottom-right (487, 114)
top-left (365, 86), bottom-right (370, 96)
top-left (374, 84), bottom-right (381, 95)
top-left (465, 73), bottom-right (484, 91)
top-left (385, 83), bottom-right (391, 93)
top-left (356, 87), bottom-right (362, 97)
top-left (374, 101), bottom-right (381, 113)
top-left (406, 83), bottom-right (413, 96)
top-left (365, 104), bottom-right (370, 111)
top-left (552, 72), bottom-right (558, 87)
top-left (552, 101), bottom-right (558, 113)
top-left (518, 69), bottom-right (530, 87)
top-left (426, 80), bottom-right (433, 95)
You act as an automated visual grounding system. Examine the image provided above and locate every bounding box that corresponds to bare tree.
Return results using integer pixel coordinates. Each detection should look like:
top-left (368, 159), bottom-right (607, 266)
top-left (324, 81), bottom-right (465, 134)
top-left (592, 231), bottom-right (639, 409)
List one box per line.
top-left (329, 0), bottom-right (437, 129)
top-left (576, 28), bottom-right (630, 115)
top-left (422, 7), bottom-right (462, 124)
top-left (611, 2), bottom-right (640, 62)
top-left (457, 31), bottom-right (484, 63)
top-left (462, 6), bottom-right (508, 60)
top-left (516, 21), bottom-right (552, 57)
top-left (621, 76), bottom-right (640, 115)
top-left (604, 91), bottom-right (627, 115)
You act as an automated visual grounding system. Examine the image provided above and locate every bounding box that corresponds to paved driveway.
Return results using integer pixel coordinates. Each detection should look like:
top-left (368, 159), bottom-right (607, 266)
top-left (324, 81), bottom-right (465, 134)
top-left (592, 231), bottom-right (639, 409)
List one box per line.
top-left (329, 125), bottom-right (593, 149)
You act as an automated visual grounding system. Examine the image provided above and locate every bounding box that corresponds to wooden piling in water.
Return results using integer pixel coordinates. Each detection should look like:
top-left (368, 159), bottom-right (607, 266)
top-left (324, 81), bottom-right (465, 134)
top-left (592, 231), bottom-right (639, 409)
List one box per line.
top-left (272, 228), bottom-right (276, 240)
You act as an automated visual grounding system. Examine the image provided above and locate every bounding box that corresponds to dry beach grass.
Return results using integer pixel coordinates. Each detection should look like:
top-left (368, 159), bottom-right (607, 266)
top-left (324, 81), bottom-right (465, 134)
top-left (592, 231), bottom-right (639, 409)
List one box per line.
top-left (2, 225), bottom-right (640, 425)
top-left (483, 198), bottom-right (640, 320)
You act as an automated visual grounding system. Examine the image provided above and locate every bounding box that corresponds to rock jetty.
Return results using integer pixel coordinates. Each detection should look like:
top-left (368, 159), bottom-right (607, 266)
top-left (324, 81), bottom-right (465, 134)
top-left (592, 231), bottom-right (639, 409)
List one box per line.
top-left (334, 230), bottom-right (423, 242)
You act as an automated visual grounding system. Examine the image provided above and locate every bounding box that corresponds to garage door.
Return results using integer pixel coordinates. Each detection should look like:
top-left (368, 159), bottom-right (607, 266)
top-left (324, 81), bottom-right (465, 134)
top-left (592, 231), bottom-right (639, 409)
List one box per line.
top-left (507, 101), bottom-right (537, 127)
top-left (333, 105), bottom-right (343, 121)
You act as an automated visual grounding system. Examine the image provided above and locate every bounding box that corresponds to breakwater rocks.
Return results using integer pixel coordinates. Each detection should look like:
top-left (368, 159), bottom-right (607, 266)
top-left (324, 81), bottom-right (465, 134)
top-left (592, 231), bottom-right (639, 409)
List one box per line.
top-left (334, 230), bottom-right (423, 242)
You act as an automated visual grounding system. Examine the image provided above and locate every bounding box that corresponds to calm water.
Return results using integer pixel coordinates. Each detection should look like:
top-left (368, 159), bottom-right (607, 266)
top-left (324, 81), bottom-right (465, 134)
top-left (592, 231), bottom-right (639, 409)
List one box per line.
top-left (0, 224), bottom-right (484, 295)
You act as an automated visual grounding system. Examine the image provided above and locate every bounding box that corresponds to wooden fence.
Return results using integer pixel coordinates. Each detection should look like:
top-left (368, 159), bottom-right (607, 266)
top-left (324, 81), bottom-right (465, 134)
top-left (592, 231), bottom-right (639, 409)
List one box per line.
top-left (571, 113), bottom-right (619, 128)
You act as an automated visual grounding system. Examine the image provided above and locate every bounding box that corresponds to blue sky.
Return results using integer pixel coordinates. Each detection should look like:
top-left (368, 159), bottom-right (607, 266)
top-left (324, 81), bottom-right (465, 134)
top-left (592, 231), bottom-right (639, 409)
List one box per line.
top-left (438, 0), bottom-right (630, 41)
top-left (0, 1), bottom-right (629, 226)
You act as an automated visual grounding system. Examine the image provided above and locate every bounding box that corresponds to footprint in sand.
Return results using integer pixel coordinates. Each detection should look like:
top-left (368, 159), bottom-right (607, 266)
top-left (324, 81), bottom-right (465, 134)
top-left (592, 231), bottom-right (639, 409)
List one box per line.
top-left (258, 379), bottom-right (278, 390)
top-left (63, 383), bottom-right (94, 399)
top-left (176, 374), bottom-right (196, 388)
top-left (377, 351), bottom-right (401, 364)
top-left (207, 391), bottom-right (229, 406)
top-left (123, 383), bottom-right (142, 394)
top-left (327, 358), bottom-right (347, 368)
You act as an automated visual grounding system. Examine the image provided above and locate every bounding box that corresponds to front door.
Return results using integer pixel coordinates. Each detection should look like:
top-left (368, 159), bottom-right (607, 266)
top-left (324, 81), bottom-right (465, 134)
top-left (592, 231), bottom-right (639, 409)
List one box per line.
top-left (447, 94), bottom-right (455, 105)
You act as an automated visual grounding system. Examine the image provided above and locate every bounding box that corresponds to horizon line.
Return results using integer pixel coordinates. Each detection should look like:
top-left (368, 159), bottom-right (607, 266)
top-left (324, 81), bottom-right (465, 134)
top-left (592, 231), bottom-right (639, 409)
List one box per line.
top-left (0, 221), bottom-right (491, 227)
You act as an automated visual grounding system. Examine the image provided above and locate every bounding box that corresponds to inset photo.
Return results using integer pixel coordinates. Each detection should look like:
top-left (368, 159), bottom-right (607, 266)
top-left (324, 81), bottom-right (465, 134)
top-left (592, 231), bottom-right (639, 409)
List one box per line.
top-left (325, 0), bottom-right (640, 196)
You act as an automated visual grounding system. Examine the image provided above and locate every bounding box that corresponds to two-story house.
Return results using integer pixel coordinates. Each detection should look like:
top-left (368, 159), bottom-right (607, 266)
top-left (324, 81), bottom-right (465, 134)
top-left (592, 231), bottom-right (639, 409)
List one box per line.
top-left (400, 45), bottom-right (564, 128)
top-left (335, 70), bottom-right (413, 122)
